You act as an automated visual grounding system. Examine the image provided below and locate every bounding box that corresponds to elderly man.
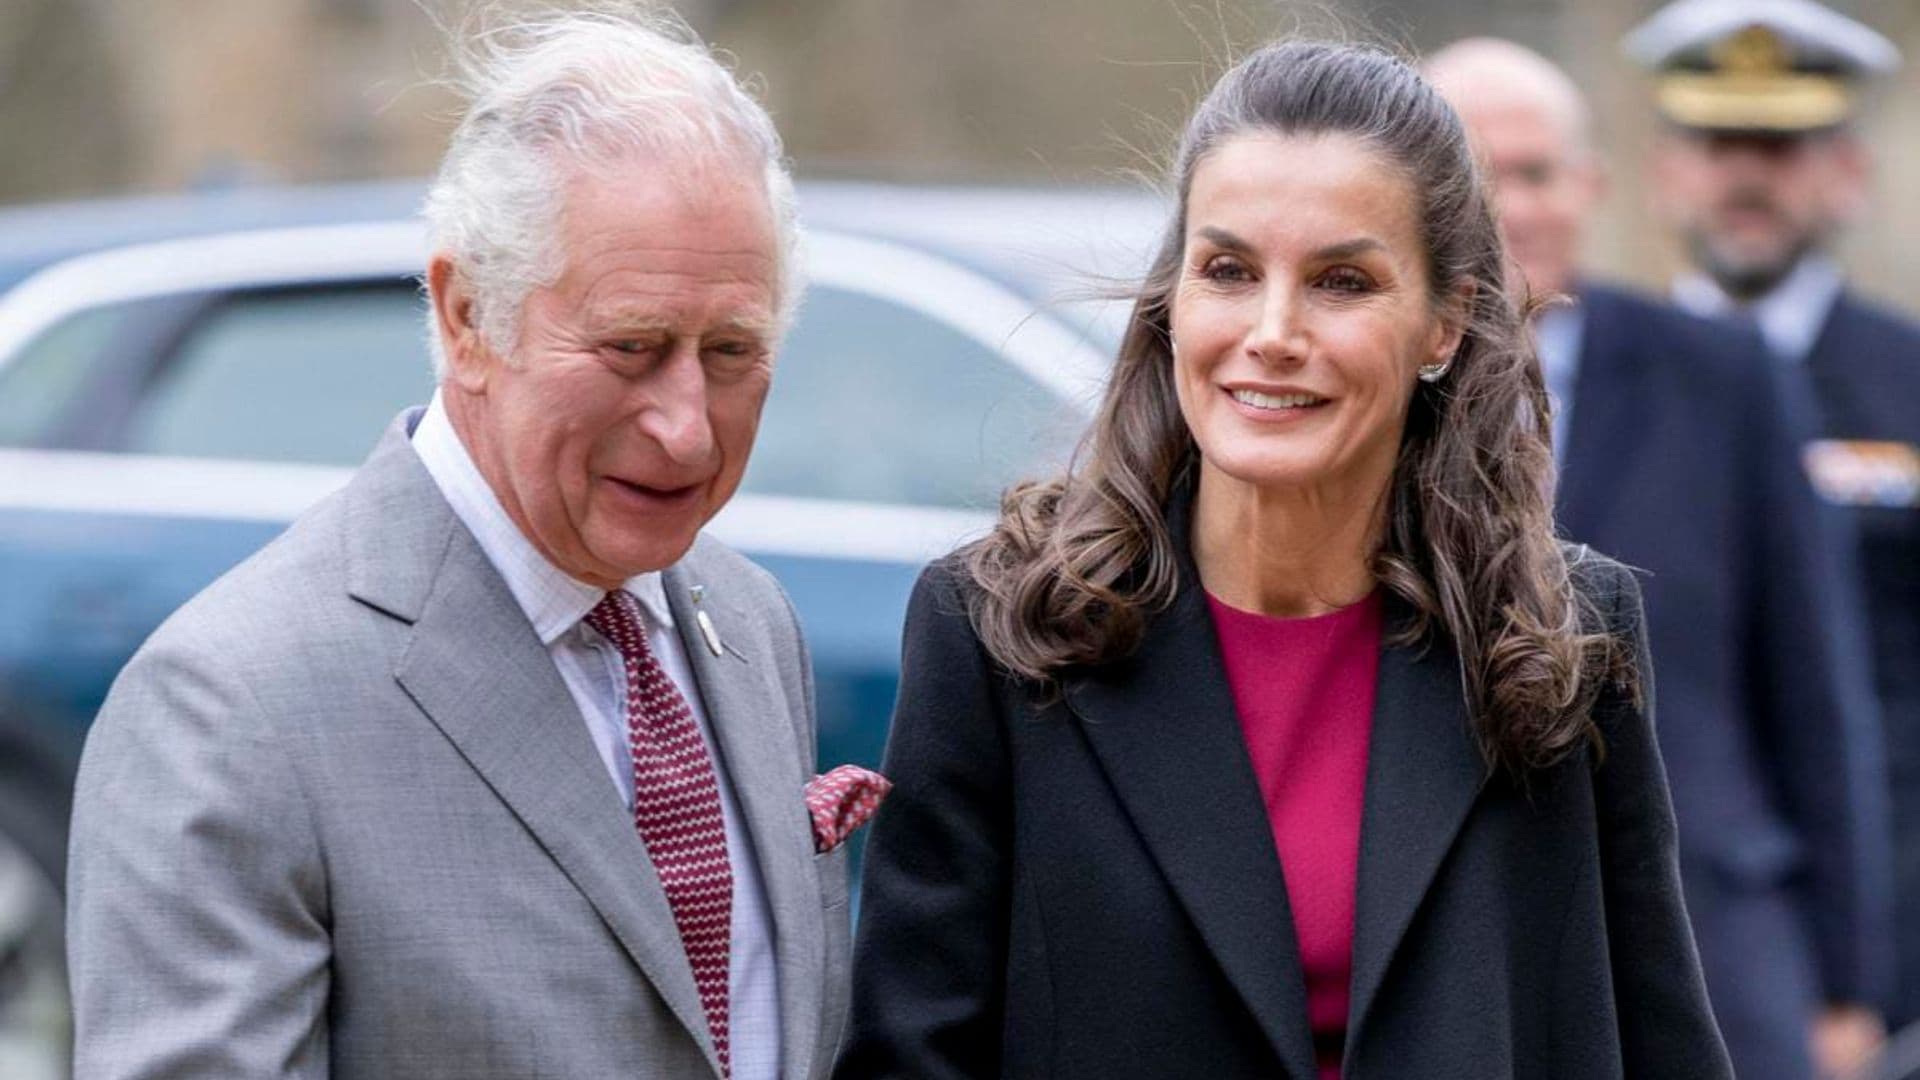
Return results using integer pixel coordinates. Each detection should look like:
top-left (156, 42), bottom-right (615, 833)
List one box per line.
top-left (65, 10), bottom-right (865, 1079)
top-left (1631, 0), bottom-right (1920, 1043)
top-left (1430, 38), bottom-right (1891, 1080)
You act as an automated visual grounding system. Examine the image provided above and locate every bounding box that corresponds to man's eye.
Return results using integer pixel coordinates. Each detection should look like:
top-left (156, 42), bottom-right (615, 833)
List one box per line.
top-left (705, 341), bottom-right (766, 371)
top-left (1511, 162), bottom-right (1554, 187)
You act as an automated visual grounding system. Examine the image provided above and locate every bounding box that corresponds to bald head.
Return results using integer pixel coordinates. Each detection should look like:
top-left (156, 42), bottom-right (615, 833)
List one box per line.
top-left (1427, 38), bottom-right (1592, 160)
top-left (1426, 38), bottom-right (1605, 299)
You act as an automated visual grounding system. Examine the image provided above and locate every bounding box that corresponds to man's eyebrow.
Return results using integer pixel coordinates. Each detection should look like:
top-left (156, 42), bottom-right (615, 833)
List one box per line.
top-left (712, 315), bottom-right (775, 337)
top-left (584, 312), bottom-right (775, 337)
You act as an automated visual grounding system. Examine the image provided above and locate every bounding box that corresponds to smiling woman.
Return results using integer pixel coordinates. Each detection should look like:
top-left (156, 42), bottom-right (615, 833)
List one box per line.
top-left (1170, 132), bottom-right (1466, 603)
top-left (838, 40), bottom-right (1735, 1080)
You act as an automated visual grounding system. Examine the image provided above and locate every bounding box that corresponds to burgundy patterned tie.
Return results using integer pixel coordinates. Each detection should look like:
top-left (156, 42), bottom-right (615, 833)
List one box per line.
top-left (585, 590), bottom-right (733, 1077)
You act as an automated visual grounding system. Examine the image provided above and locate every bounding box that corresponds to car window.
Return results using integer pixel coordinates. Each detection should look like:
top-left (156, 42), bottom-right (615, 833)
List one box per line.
top-left (123, 283), bottom-right (432, 466)
top-left (0, 274), bottom-right (1086, 504)
top-left (742, 285), bottom-right (1083, 510)
top-left (0, 305), bottom-right (142, 448)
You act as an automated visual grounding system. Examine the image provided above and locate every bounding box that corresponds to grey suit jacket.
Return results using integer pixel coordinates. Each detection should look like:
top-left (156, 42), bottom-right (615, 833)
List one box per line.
top-left (66, 413), bottom-right (851, 1079)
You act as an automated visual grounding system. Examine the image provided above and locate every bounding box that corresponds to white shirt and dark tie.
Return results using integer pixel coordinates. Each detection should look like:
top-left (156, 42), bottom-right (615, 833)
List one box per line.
top-left (1672, 254), bottom-right (1846, 364)
top-left (410, 393), bottom-right (781, 1080)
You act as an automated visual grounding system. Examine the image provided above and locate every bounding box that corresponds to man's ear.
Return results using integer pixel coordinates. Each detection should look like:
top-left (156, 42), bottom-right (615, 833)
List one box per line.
top-left (428, 253), bottom-right (492, 393)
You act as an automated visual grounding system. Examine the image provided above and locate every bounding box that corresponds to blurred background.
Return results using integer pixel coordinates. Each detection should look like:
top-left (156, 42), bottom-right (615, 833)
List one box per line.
top-left (3, 1), bottom-right (1920, 1077)
top-left (1, 0), bottom-right (1917, 304)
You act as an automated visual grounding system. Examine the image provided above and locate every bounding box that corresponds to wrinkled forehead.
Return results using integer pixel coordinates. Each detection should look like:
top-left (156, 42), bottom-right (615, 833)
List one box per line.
top-left (556, 147), bottom-right (781, 267)
top-left (547, 159), bottom-right (778, 299)
top-left (1181, 133), bottom-right (1428, 258)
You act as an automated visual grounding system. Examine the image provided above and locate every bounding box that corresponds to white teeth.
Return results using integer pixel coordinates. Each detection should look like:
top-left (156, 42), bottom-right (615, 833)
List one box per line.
top-left (1231, 389), bottom-right (1323, 410)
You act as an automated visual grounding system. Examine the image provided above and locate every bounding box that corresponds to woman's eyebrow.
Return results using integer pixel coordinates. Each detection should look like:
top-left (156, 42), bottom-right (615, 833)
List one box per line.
top-left (1311, 237), bottom-right (1389, 261)
top-left (1191, 228), bottom-right (1389, 263)
top-left (1193, 225), bottom-right (1254, 254)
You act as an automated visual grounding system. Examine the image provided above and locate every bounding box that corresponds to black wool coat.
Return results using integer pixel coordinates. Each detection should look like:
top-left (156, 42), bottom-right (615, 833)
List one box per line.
top-left (837, 497), bottom-right (1731, 1079)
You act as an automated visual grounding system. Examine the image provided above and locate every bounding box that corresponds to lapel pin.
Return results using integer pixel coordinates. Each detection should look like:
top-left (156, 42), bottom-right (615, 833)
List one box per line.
top-left (690, 585), bottom-right (726, 658)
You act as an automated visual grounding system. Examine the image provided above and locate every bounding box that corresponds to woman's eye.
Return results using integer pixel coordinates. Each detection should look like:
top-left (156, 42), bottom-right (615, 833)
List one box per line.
top-left (1201, 257), bottom-right (1251, 283)
top-left (1320, 268), bottom-right (1373, 293)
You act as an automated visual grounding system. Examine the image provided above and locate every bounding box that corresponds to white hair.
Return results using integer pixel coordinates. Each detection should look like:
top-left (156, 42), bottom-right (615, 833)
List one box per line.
top-left (421, 4), bottom-right (802, 377)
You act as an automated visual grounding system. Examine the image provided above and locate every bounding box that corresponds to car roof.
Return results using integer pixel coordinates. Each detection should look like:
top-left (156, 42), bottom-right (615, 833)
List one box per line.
top-left (0, 180), bottom-right (428, 290)
top-left (0, 181), bottom-right (1164, 566)
top-left (0, 178), bottom-right (1169, 306)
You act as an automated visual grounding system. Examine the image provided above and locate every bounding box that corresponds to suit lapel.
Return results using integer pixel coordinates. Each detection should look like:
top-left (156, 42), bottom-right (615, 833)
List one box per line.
top-left (345, 418), bottom-right (721, 1077)
top-left (664, 558), bottom-right (824, 1080)
top-left (1343, 620), bottom-right (1487, 1054)
top-left (1557, 288), bottom-right (1649, 542)
top-left (1061, 485), bottom-right (1319, 1080)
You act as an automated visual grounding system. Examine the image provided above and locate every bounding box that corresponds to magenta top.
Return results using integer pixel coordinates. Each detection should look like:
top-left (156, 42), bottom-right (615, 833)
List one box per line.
top-left (1206, 589), bottom-right (1383, 1080)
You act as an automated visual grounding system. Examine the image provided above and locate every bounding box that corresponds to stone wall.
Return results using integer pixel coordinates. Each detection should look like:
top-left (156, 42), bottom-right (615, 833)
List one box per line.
top-left (1, 0), bottom-right (1916, 304)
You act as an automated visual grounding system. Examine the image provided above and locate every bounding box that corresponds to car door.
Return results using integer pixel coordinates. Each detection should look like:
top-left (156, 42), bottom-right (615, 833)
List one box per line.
top-left (0, 224), bottom-right (1107, 781)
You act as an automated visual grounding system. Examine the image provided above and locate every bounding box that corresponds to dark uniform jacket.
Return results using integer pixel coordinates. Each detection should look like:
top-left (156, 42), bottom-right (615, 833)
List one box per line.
top-left (837, 482), bottom-right (1731, 1079)
top-left (1798, 289), bottom-right (1920, 1026)
top-left (1560, 282), bottom-right (1891, 1079)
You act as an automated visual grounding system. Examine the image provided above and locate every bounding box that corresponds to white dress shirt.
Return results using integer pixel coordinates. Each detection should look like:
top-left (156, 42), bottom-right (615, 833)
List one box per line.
top-left (411, 394), bottom-right (781, 1080)
top-left (1672, 254), bottom-right (1845, 364)
top-left (1532, 301), bottom-right (1587, 466)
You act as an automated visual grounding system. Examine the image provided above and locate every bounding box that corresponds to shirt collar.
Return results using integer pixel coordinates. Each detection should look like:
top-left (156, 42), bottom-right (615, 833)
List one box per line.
top-left (1532, 300), bottom-right (1585, 386)
top-left (1671, 254), bottom-right (1844, 363)
top-left (410, 392), bottom-right (675, 644)
top-left (1530, 299), bottom-right (1586, 465)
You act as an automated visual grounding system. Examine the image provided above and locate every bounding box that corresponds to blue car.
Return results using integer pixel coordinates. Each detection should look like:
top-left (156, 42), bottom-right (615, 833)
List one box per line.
top-left (0, 180), bottom-right (1160, 880)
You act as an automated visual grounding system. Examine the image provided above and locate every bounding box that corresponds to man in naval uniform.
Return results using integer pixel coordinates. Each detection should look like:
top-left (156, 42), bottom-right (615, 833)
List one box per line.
top-left (1632, 0), bottom-right (1920, 1064)
top-left (1431, 34), bottom-right (1890, 1080)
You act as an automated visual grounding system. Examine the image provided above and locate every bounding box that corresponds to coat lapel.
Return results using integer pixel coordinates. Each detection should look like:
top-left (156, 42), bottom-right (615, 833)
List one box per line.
top-left (1557, 287), bottom-right (1650, 542)
top-left (1343, 617), bottom-right (1488, 1054)
top-left (663, 557), bottom-right (826, 1080)
top-left (1061, 485), bottom-right (1320, 1080)
top-left (344, 417), bottom-right (721, 1077)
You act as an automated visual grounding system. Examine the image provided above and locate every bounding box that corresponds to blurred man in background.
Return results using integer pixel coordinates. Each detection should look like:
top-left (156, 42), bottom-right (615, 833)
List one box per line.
top-left (1632, 0), bottom-right (1920, 1055)
top-left (1430, 37), bottom-right (1891, 1080)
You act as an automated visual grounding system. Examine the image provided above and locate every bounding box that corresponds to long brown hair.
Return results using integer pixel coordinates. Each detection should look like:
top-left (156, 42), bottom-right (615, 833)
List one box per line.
top-left (964, 40), bottom-right (1635, 774)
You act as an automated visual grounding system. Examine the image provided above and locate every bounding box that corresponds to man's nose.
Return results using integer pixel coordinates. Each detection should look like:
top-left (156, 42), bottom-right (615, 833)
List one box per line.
top-left (637, 345), bottom-right (716, 466)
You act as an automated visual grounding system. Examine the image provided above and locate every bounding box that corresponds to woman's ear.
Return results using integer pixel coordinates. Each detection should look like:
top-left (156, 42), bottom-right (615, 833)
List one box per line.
top-left (1430, 278), bottom-right (1477, 366)
top-left (428, 253), bottom-right (494, 393)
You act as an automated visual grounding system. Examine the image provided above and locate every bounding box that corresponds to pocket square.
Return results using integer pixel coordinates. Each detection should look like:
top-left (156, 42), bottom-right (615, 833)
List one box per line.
top-left (804, 765), bottom-right (892, 853)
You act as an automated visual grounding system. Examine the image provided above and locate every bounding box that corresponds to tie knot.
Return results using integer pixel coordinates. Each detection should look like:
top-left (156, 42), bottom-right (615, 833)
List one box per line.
top-left (584, 590), bottom-right (651, 660)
